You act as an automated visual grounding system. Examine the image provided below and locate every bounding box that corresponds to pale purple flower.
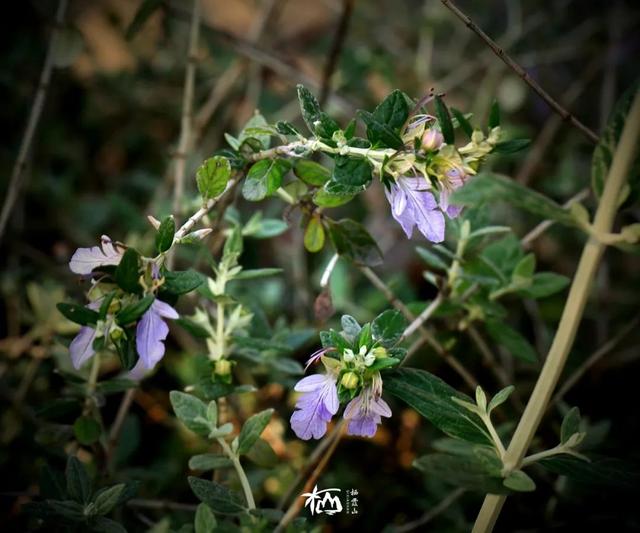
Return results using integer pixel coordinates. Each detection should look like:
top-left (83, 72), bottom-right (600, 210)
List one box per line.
top-left (70, 326), bottom-right (101, 370)
top-left (439, 167), bottom-right (466, 219)
top-left (69, 235), bottom-right (123, 275)
top-left (385, 177), bottom-right (445, 243)
top-left (69, 299), bottom-right (102, 370)
top-left (343, 374), bottom-right (391, 438)
top-left (130, 299), bottom-right (179, 378)
top-left (290, 373), bottom-right (339, 440)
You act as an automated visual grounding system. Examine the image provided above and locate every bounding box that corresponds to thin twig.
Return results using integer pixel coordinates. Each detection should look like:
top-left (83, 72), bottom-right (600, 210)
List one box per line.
top-left (467, 325), bottom-right (524, 409)
top-left (127, 498), bottom-right (198, 512)
top-left (319, 0), bottom-right (356, 106)
top-left (174, 177), bottom-right (239, 240)
top-left (516, 59), bottom-right (602, 185)
top-left (439, 0), bottom-right (599, 144)
top-left (360, 266), bottom-right (478, 390)
top-left (171, 0), bottom-right (201, 231)
top-left (549, 315), bottom-right (640, 409)
top-left (0, 0), bottom-right (68, 243)
top-left (106, 388), bottom-right (136, 473)
top-left (274, 422), bottom-right (345, 532)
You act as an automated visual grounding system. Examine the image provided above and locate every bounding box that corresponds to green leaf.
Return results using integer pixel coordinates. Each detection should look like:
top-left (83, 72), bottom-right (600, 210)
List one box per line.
top-left (512, 253), bottom-right (536, 282)
top-left (503, 470), bottom-right (535, 492)
top-left (371, 310), bottom-right (407, 347)
top-left (451, 107), bottom-right (473, 137)
top-left (493, 139), bottom-right (530, 154)
top-left (296, 84), bottom-right (339, 140)
top-left (592, 81), bottom-right (640, 201)
top-left (451, 174), bottom-right (576, 226)
top-left (294, 159), bottom-right (330, 186)
top-left (249, 218), bottom-right (288, 239)
top-left (114, 249), bottom-right (141, 294)
top-left (233, 268), bottom-right (283, 280)
top-left (239, 112), bottom-right (271, 149)
top-left (341, 315), bottom-right (361, 339)
top-left (155, 216), bottom-right (175, 253)
top-left (197, 156), bottom-right (231, 201)
top-left (73, 416), bottom-right (101, 445)
top-left (116, 295), bottom-right (154, 326)
top-left (561, 407), bottom-right (581, 444)
top-left (304, 217), bottom-right (325, 253)
top-left (162, 270), bottom-right (204, 295)
top-left (57, 303), bottom-right (99, 326)
top-left (331, 156), bottom-right (372, 189)
top-left (275, 121), bottom-right (300, 137)
top-left (488, 99), bottom-right (501, 128)
top-left (242, 159), bottom-right (290, 201)
top-left (115, 330), bottom-right (138, 371)
top-left (414, 453), bottom-right (509, 493)
top-left (539, 455), bottom-right (640, 488)
top-left (416, 246), bottom-right (449, 271)
top-left (195, 502), bottom-right (218, 533)
top-left (435, 96), bottom-right (454, 144)
top-left (189, 454), bottom-right (234, 471)
top-left (245, 438), bottom-right (278, 468)
top-left (357, 109), bottom-right (404, 149)
top-left (188, 477), bottom-right (246, 514)
top-left (385, 368), bottom-right (492, 445)
top-left (313, 188), bottom-right (355, 207)
top-left (518, 272), bottom-right (569, 298)
top-left (487, 386), bottom-right (515, 414)
top-left (169, 391), bottom-right (211, 436)
top-left (92, 484), bottom-right (126, 515)
top-left (125, 0), bottom-right (162, 40)
top-left (66, 456), bottom-right (91, 504)
top-left (327, 218), bottom-right (382, 266)
top-left (223, 225), bottom-right (243, 258)
top-left (485, 320), bottom-right (538, 364)
top-left (372, 90), bottom-right (410, 130)
top-left (238, 409), bottom-right (274, 455)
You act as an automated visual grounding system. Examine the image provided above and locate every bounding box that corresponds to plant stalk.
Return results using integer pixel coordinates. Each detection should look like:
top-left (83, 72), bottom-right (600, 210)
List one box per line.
top-left (472, 89), bottom-right (640, 532)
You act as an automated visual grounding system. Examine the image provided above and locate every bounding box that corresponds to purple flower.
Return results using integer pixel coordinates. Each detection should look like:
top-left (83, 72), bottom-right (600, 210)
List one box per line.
top-left (69, 235), bottom-right (123, 275)
top-left (343, 376), bottom-right (391, 438)
top-left (290, 373), bottom-right (339, 440)
top-left (70, 325), bottom-right (101, 370)
top-left (385, 177), bottom-right (445, 242)
top-left (439, 167), bottom-right (466, 219)
top-left (129, 299), bottom-right (179, 379)
top-left (69, 299), bottom-right (102, 370)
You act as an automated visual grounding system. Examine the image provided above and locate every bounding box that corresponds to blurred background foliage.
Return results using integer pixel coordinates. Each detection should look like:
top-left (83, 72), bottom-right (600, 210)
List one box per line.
top-left (1, 0), bottom-right (639, 531)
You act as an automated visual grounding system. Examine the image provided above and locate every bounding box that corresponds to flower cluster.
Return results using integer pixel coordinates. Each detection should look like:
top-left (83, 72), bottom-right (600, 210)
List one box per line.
top-left (383, 115), bottom-right (501, 243)
top-left (290, 313), bottom-right (405, 440)
top-left (65, 235), bottom-right (179, 378)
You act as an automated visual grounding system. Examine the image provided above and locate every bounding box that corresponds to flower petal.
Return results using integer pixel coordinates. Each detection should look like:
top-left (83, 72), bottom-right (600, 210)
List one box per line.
top-left (69, 326), bottom-right (98, 369)
top-left (69, 235), bottom-right (123, 275)
top-left (151, 299), bottom-right (179, 320)
top-left (294, 373), bottom-right (328, 392)
top-left (136, 306), bottom-right (170, 370)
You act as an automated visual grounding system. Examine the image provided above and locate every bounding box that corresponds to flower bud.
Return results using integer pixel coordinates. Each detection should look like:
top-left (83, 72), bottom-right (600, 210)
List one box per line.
top-left (340, 371), bottom-right (359, 390)
top-left (364, 353), bottom-right (376, 367)
top-left (214, 359), bottom-right (232, 376)
top-left (421, 129), bottom-right (444, 151)
top-left (343, 349), bottom-right (355, 363)
top-left (372, 346), bottom-right (387, 359)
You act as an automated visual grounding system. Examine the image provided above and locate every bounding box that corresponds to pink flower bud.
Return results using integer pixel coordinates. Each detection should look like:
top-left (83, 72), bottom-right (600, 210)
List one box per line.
top-left (421, 129), bottom-right (444, 151)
